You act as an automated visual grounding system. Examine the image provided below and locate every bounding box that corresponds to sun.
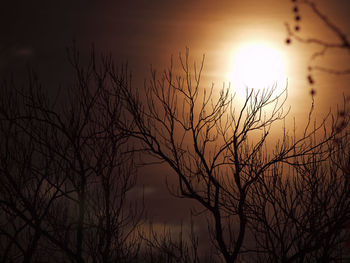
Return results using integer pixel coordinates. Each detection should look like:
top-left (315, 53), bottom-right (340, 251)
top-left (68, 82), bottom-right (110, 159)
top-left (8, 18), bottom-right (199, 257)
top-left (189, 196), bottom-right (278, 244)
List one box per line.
top-left (230, 43), bottom-right (286, 97)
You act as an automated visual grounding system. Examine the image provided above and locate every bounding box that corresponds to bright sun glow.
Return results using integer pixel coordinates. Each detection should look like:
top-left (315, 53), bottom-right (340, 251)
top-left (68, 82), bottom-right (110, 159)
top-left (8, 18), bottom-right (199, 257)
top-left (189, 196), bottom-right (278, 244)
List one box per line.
top-left (230, 43), bottom-right (286, 97)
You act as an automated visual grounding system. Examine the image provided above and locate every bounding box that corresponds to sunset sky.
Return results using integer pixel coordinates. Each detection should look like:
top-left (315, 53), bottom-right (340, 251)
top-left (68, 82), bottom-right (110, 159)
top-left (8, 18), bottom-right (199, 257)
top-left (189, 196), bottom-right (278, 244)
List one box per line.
top-left (2, 1), bottom-right (350, 96)
top-left (2, 0), bottom-right (350, 246)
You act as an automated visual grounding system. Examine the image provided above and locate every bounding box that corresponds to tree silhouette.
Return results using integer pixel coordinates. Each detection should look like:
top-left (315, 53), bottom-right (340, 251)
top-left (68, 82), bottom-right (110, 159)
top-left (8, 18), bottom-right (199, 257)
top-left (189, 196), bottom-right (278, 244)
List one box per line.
top-left (0, 47), bottom-right (142, 263)
top-left (117, 49), bottom-right (350, 262)
top-left (249, 125), bottom-right (350, 262)
top-left (285, 0), bottom-right (350, 90)
top-left (1, 45), bottom-right (350, 262)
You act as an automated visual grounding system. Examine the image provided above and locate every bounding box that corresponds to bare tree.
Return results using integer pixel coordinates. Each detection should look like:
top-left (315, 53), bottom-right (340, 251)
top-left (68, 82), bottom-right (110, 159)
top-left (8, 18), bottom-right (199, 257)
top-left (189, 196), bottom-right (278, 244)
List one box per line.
top-left (2, 43), bottom-right (349, 263)
top-left (116, 49), bottom-right (349, 262)
top-left (0, 46), bottom-right (142, 263)
top-left (248, 115), bottom-right (350, 262)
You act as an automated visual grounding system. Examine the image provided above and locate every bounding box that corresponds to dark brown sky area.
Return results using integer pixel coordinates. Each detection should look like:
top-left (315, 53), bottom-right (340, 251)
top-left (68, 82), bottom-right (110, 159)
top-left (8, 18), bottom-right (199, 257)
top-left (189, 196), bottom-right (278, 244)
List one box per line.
top-left (1, 0), bottom-right (294, 81)
top-left (1, 1), bottom-right (350, 103)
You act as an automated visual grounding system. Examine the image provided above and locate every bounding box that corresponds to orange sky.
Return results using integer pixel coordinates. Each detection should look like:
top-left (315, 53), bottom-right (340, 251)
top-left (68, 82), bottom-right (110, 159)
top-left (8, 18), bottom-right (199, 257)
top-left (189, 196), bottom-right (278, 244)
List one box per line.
top-left (2, 1), bottom-right (349, 110)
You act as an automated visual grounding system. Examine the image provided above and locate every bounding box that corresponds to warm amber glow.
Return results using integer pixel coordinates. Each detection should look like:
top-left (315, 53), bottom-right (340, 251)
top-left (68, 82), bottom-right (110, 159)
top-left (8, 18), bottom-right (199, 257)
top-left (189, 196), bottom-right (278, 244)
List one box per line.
top-left (229, 43), bottom-right (286, 97)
